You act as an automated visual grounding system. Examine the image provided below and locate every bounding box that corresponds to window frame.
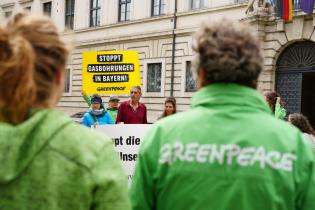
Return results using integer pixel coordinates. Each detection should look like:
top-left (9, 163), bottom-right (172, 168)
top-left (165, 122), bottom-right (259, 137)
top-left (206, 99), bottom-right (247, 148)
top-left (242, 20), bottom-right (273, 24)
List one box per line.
top-left (63, 67), bottom-right (72, 96)
top-left (118, 0), bottom-right (131, 22)
top-left (65, 0), bottom-right (75, 29)
top-left (185, 61), bottom-right (197, 92)
top-left (142, 58), bottom-right (166, 97)
top-left (90, 0), bottom-right (101, 27)
top-left (190, 0), bottom-right (206, 10)
top-left (43, 1), bottom-right (52, 17)
top-left (151, 0), bottom-right (165, 16)
top-left (147, 63), bottom-right (162, 93)
top-left (180, 56), bottom-right (196, 97)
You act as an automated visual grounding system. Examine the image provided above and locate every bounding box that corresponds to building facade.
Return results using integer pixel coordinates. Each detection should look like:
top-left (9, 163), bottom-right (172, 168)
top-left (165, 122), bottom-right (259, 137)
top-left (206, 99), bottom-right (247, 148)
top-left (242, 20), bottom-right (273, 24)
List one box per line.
top-left (1, 0), bottom-right (314, 125)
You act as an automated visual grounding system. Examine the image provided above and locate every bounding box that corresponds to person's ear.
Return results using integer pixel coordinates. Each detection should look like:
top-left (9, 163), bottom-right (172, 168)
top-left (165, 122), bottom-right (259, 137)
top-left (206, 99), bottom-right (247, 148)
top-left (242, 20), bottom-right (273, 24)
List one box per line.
top-left (197, 68), bottom-right (206, 89)
top-left (55, 69), bottom-right (65, 85)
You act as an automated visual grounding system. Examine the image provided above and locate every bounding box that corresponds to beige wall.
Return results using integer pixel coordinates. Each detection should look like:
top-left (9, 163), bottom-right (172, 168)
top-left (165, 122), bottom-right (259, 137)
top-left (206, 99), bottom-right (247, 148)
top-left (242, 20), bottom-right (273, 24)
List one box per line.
top-left (2, 1), bottom-right (315, 122)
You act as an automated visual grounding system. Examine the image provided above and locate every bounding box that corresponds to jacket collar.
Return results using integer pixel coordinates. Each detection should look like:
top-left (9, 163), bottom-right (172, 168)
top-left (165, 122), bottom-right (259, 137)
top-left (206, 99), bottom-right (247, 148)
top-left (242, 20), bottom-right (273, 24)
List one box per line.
top-left (191, 83), bottom-right (271, 114)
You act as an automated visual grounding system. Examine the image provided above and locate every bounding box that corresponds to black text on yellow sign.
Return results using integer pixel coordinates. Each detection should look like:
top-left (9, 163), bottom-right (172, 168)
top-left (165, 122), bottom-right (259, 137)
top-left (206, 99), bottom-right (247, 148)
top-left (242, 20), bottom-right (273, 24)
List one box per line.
top-left (82, 51), bottom-right (141, 95)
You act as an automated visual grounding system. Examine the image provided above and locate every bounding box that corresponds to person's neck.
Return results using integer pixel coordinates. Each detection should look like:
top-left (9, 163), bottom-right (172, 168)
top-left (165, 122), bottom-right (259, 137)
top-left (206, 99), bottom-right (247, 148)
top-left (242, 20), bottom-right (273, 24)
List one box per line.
top-left (33, 99), bottom-right (56, 109)
top-left (130, 100), bottom-right (139, 106)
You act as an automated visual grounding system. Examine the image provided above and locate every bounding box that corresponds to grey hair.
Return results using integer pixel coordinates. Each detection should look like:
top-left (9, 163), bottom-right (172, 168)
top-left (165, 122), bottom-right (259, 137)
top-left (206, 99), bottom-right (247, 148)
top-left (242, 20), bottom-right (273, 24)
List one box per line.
top-left (192, 19), bottom-right (263, 88)
top-left (131, 85), bottom-right (142, 93)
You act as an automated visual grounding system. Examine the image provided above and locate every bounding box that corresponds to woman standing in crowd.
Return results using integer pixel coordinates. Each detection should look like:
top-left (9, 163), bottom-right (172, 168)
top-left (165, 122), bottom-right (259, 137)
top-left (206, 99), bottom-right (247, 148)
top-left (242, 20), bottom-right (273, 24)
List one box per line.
top-left (158, 97), bottom-right (177, 120)
top-left (0, 13), bottom-right (130, 210)
top-left (82, 95), bottom-right (113, 128)
top-left (265, 91), bottom-right (287, 119)
top-left (289, 113), bottom-right (315, 150)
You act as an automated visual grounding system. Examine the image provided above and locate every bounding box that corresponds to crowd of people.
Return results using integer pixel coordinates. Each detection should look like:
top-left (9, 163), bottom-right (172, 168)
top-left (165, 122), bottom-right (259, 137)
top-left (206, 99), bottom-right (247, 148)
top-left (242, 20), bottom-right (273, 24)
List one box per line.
top-left (80, 82), bottom-right (315, 152)
top-left (0, 12), bottom-right (314, 210)
top-left (81, 86), bottom-right (178, 126)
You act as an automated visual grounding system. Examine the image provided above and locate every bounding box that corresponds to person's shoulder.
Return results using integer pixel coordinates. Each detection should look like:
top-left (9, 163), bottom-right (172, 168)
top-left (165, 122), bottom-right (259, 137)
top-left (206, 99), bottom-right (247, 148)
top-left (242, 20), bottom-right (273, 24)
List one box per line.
top-left (83, 112), bottom-right (90, 116)
top-left (49, 121), bottom-right (112, 170)
top-left (120, 101), bottom-right (129, 107)
top-left (139, 102), bottom-right (147, 108)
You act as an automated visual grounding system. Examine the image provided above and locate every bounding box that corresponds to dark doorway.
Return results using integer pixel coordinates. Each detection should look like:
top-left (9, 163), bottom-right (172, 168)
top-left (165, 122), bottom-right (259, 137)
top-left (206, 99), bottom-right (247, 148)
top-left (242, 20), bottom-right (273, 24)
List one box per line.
top-left (301, 72), bottom-right (315, 128)
top-left (276, 41), bottom-right (315, 127)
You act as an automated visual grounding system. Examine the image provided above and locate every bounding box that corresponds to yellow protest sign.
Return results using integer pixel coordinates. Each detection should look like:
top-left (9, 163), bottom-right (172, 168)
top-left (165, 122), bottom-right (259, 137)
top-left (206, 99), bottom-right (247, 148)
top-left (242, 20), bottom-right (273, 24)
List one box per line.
top-left (82, 51), bottom-right (141, 95)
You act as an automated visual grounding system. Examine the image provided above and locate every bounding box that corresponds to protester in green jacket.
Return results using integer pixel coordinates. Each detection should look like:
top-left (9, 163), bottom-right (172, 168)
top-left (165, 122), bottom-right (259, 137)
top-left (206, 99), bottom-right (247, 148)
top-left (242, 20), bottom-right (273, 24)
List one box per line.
top-left (265, 91), bottom-right (287, 120)
top-left (0, 13), bottom-right (130, 210)
top-left (130, 19), bottom-right (315, 210)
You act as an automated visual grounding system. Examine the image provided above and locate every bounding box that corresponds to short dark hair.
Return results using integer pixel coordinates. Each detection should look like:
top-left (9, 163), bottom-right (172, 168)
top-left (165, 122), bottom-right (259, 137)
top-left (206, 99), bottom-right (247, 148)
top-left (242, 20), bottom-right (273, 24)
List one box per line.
top-left (192, 19), bottom-right (263, 88)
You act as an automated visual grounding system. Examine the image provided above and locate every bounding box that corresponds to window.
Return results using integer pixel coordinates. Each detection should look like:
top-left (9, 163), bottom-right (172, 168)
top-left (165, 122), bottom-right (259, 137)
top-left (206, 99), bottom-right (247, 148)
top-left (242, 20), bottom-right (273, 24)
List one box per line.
top-left (119, 0), bottom-right (131, 22)
top-left (234, 0), bottom-right (248, 3)
top-left (64, 68), bottom-right (71, 93)
top-left (191, 0), bottom-right (205, 10)
top-left (185, 61), bottom-right (197, 92)
top-left (5, 11), bottom-right (12, 18)
top-left (65, 0), bottom-right (75, 29)
top-left (90, 0), bottom-right (101, 26)
top-left (147, 63), bottom-right (162, 92)
top-left (152, 0), bottom-right (165, 16)
top-left (43, 2), bottom-right (52, 17)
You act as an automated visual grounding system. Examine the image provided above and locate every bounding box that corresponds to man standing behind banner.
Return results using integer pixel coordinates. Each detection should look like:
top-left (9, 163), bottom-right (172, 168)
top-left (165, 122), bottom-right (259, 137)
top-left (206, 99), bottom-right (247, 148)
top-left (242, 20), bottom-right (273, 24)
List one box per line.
top-left (116, 86), bottom-right (147, 124)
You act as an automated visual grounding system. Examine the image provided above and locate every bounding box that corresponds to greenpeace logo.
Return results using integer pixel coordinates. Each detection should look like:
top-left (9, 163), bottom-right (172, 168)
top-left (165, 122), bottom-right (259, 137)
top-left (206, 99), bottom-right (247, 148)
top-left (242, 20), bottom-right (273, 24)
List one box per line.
top-left (159, 142), bottom-right (296, 172)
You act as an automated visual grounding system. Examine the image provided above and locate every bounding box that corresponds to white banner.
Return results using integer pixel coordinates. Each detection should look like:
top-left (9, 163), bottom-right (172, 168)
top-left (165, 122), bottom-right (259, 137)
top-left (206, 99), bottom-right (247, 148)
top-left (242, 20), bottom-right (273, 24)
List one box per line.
top-left (96, 124), bottom-right (152, 183)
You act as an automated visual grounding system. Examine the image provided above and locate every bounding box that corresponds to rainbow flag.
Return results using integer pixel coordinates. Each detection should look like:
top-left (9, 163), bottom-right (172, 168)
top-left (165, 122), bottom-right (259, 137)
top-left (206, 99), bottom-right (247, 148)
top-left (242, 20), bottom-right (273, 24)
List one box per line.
top-left (282, 0), bottom-right (293, 21)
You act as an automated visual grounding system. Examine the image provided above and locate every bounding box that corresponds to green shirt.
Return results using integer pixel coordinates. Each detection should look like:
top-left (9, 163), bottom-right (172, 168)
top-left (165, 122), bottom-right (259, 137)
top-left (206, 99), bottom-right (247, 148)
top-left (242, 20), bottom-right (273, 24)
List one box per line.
top-left (107, 108), bottom-right (118, 122)
top-left (130, 83), bottom-right (315, 210)
top-left (0, 109), bottom-right (130, 210)
top-left (275, 101), bottom-right (287, 120)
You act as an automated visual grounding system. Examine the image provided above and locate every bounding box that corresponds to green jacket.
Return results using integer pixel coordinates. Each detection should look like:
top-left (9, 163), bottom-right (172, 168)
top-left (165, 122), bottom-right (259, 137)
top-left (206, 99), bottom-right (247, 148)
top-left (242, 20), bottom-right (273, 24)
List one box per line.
top-left (107, 108), bottom-right (118, 122)
top-left (130, 84), bottom-right (315, 210)
top-left (0, 109), bottom-right (130, 210)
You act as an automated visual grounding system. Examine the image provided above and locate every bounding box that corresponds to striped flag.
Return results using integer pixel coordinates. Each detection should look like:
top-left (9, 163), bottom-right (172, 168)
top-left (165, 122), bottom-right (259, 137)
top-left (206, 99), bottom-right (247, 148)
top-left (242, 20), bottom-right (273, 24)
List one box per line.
top-left (300, 0), bottom-right (315, 15)
top-left (275, 0), bottom-right (284, 17)
top-left (283, 0), bottom-right (293, 21)
top-left (288, 0), bottom-right (293, 21)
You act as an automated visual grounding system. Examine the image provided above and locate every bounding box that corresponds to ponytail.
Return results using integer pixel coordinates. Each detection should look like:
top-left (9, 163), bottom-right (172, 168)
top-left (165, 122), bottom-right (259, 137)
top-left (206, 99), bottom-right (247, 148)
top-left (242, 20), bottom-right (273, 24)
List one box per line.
top-left (0, 27), bottom-right (36, 124)
top-left (0, 13), bottom-right (69, 124)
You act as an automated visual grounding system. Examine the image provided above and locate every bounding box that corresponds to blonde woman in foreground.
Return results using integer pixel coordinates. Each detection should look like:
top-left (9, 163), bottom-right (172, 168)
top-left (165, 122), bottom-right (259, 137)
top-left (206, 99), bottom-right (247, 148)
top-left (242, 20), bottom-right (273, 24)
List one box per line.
top-left (0, 13), bottom-right (130, 210)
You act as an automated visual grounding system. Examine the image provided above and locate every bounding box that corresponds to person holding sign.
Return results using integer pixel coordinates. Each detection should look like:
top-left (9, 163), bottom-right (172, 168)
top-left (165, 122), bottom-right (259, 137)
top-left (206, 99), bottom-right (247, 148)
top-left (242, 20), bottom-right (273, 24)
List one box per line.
top-left (130, 19), bottom-right (315, 210)
top-left (0, 13), bottom-right (130, 210)
top-left (116, 86), bottom-right (147, 124)
top-left (82, 95), bottom-right (114, 127)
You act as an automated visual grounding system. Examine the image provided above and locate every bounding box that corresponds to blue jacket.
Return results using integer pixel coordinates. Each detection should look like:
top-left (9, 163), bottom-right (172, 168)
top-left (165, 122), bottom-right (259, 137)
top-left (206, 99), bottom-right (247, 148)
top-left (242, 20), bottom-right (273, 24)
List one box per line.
top-left (82, 111), bottom-right (113, 127)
